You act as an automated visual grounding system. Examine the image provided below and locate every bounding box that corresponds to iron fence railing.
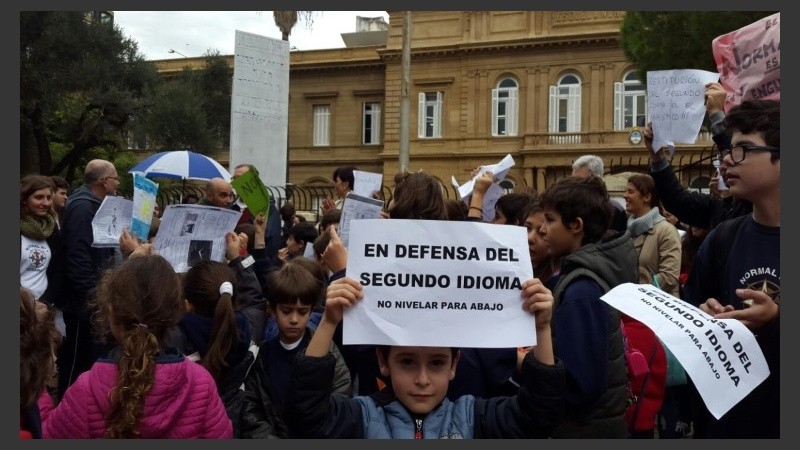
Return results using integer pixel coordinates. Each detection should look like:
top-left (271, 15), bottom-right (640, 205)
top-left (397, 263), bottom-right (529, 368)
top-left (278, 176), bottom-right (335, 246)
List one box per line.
top-left (119, 147), bottom-right (715, 223)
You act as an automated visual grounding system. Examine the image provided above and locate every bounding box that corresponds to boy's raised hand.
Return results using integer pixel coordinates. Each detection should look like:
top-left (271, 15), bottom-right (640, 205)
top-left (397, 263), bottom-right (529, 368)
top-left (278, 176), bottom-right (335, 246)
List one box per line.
top-left (521, 278), bottom-right (553, 330)
top-left (324, 277), bottom-right (364, 325)
top-left (225, 231), bottom-right (243, 261)
top-left (521, 278), bottom-right (555, 365)
top-left (322, 226), bottom-right (348, 273)
top-left (305, 275), bottom-right (364, 358)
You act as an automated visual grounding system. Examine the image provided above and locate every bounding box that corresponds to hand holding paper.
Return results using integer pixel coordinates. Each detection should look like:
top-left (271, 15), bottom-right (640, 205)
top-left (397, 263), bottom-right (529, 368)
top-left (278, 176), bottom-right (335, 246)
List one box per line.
top-left (708, 288), bottom-right (779, 331)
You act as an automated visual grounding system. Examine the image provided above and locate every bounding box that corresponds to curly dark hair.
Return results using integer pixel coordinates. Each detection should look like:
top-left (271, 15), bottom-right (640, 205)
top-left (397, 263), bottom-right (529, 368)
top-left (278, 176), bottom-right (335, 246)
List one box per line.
top-left (20, 288), bottom-right (61, 412)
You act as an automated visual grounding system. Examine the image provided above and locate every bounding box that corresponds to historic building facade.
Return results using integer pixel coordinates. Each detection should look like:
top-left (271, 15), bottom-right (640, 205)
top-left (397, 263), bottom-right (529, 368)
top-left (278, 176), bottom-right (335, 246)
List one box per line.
top-left (152, 11), bottom-right (714, 200)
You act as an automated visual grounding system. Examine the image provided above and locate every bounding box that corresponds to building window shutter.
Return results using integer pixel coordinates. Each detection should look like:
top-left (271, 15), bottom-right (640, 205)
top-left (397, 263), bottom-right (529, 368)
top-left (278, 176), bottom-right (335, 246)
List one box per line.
top-left (418, 92), bottom-right (426, 138)
top-left (567, 85), bottom-right (581, 132)
top-left (508, 88), bottom-right (518, 136)
top-left (548, 86), bottom-right (558, 133)
top-left (614, 81), bottom-right (624, 130)
top-left (491, 88), bottom-right (499, 136)
top-left (434, 91), bottom-right (443, 138)
top-left (373, 103), bottom-right (381, 144)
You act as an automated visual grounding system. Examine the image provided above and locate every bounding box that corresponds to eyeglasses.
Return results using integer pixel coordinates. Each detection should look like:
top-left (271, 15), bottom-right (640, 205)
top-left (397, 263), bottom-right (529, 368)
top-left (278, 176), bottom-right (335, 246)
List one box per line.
top-left (718, 144), bottom-right (780, 164)
top-left (102, 176), bottom-right (119, 181)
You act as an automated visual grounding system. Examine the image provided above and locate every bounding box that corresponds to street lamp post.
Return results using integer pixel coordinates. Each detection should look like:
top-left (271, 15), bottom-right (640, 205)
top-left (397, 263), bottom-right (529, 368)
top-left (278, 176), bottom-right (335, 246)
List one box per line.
top-left (168, 49), bottom-right (188, 58)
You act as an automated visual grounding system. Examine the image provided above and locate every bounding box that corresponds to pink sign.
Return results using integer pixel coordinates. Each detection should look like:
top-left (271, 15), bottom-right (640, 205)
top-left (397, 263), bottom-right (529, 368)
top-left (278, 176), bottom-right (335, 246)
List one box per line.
top-left (712, 13), bottom-right (780, 113)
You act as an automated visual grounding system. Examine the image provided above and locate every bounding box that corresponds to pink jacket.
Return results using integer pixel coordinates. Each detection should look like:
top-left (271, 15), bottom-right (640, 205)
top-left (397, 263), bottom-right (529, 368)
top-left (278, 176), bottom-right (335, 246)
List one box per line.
top-left (39, 356), bottom-right (232, 439)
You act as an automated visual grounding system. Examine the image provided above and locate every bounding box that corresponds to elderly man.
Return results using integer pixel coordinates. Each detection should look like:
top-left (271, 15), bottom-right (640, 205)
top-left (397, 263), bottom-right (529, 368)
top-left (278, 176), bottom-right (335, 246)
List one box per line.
top-left (58, 159), bottom-right (120, 398)
top-left (200, 177), bottom-right (235, 208)
top-left (571, 155), bottom-right (627, 233)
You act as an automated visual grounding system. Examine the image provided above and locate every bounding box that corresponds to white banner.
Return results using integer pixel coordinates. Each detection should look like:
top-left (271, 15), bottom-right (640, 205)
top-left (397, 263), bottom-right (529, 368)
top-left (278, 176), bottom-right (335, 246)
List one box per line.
top-left (601, 283), bottom-right (769, 419)
top-left (344, 219), bottom-right (535, 348)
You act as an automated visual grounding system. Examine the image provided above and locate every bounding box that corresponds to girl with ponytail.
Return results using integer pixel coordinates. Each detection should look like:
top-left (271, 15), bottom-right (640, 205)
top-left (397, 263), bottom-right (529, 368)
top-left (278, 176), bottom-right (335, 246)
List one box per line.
top-left (37, 255), bottom-right (232, 438)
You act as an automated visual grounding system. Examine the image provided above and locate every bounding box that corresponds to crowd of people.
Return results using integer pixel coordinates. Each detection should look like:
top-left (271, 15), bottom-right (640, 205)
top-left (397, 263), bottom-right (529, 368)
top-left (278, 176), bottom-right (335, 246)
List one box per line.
top-left (20, 84), bottom-right (779, 439)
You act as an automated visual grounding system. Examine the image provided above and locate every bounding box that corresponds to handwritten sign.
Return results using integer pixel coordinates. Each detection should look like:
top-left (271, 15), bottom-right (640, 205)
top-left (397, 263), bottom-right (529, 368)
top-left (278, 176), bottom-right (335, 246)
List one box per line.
top-left (647, 69), bottom-right (720, 154)
top-left (230, 165), bottom-right (270, 220)
top-left (343, 219), bottom-right (535, 348)
top-left (130, 174), bottom-right (159, 242)
top-left (352, 170), bottom-right (383, 199)
top-left (712, 13), bottom-right (780, 113)
top-left (601, 283), bottom-right (769, 419)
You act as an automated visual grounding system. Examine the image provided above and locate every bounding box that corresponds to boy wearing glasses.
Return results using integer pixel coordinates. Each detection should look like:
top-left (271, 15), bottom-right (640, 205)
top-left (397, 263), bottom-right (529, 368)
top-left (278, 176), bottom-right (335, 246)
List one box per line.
top-left (683, 100), bottom-right (780, 438)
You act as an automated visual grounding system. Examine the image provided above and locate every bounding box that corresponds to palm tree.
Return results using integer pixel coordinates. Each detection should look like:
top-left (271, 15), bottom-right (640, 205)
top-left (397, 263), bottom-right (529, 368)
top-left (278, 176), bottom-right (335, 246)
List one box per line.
top-left (273, 11), bottom-right (317, 41)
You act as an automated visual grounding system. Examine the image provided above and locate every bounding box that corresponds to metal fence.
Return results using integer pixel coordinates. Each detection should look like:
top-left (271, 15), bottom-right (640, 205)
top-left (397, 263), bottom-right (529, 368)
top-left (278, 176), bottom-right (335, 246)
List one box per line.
top-left (124, 148), bottom-right (715, 223)
top-left (134, 182), bottom-right (466, 224)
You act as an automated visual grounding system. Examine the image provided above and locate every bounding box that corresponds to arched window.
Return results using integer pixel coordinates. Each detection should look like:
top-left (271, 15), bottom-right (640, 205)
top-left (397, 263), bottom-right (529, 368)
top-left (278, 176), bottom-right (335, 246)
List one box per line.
top-left (492, 77), bottom-right (518, 137)
top-left (549, 74), bottom-right (581, 133)
top-left (614, 71), bottom-right (647, 130)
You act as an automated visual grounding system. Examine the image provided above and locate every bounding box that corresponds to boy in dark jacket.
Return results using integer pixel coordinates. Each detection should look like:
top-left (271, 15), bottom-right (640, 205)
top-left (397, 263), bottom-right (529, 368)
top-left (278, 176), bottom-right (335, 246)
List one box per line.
top-left (537, 175), bottom-right (638, 438)
top-left (683, 100), bottom-right (780, 438)
top-left (239, 260), bottom-right (350, 438)
top-left (283, 275), bottom-right (565, 439)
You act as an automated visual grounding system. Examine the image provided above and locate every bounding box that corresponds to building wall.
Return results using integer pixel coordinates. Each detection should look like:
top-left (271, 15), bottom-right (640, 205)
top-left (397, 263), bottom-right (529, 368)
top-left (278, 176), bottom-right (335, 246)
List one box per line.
top-left (151, 10), bottom-right (714, 195)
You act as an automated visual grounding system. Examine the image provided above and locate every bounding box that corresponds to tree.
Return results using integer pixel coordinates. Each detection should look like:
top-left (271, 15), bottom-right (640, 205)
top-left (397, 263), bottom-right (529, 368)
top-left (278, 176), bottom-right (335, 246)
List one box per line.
top-left (196, 50), bottom-right (232, 150)
top-left (20, 12), bottom-right (159, 181)
top-left (272, 11), bottom-right (318, 41)
top-left (143, 76), bottom-right (215, 152)
top-left (140, 50), bottom-right (232, 154)
top-left (620, 12), bottom-right (777, 82)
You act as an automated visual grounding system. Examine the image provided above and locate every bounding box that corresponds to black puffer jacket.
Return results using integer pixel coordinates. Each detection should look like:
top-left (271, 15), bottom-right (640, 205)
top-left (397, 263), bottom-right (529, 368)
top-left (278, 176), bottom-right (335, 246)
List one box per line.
top-left (550, 230), bottom-right (637, 438)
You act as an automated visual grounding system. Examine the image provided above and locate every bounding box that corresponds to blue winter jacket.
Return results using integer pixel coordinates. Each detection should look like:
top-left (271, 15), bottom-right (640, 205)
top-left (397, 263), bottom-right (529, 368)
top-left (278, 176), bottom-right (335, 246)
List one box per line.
top-left (284, 350), bottom-right (565, 438)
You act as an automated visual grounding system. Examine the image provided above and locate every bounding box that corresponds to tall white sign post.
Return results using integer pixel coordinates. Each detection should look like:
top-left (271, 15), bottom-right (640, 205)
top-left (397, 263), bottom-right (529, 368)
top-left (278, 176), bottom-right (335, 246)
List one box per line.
top-left (229, 30), bottom-right (289, 188)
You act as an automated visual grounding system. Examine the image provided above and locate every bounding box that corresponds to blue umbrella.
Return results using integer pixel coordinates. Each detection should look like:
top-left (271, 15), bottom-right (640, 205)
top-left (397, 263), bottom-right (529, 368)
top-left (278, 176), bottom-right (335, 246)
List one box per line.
top-left (129, 150), bottom-right (232, 182)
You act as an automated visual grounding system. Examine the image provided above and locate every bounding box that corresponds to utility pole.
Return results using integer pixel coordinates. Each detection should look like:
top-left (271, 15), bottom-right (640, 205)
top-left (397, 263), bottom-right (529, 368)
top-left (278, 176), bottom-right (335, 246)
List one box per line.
top-left (398, 11), bottom-right (411, 171)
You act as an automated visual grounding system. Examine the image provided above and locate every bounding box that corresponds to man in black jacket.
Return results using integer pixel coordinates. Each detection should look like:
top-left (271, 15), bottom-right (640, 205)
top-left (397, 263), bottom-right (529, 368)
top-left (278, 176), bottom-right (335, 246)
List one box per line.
top-left (57, 159), bottom-right (120, 398)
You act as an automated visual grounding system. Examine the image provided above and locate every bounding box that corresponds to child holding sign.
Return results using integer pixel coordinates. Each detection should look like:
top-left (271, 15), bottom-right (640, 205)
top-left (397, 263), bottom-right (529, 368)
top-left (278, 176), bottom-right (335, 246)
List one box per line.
top-left (282, 275), bottom-right (565, 438)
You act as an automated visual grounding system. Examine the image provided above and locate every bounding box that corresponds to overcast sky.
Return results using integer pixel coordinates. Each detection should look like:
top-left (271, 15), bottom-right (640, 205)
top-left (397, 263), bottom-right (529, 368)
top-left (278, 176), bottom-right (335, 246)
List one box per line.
top-left (114, 11), bottom-right (390, 61)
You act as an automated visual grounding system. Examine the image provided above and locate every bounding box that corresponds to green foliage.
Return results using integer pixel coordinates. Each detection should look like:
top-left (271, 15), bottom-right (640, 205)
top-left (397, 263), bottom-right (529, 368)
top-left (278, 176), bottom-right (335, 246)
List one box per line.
top-left (20, 11), bottom-right (159, 182)
top-left (620, 12), bottom-right (777, 82)
top-left (144, 80), bottom-right (215, 152)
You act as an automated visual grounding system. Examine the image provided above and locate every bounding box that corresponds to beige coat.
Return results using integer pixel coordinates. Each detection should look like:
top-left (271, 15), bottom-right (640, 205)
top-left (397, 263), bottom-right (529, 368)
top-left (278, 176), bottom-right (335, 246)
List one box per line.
top-left (633, 219), bottom-right (682, 297)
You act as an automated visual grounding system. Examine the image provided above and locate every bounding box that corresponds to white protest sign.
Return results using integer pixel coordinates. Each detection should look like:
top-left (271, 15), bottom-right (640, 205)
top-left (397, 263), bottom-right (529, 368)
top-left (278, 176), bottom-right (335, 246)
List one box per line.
top-left (338, 193), bottom-right (385, 248)
top-left (91, 196), bottom-right (133, 247)
top-left (601, 283), bottom-right (769, 419)
top-left (647, 69), bottom-right (720, 155)
top-left (130, 174), bottom-right (159, 242)
top-left (153, 204), bottom-right (242, 273)
top-left (452, 154), bottom-right (515, 200)
top-left (451, 154), bottom-right (514, 222)
top-left (344, 219), bottom-right (535, 347)
top-left (352, 170), bottom-right (383, 199)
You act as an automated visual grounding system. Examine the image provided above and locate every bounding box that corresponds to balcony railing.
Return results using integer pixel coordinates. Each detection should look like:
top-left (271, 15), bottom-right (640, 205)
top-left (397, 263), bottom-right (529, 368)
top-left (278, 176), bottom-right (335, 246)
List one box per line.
top-left (530, 130), bottom-right (713, 147)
